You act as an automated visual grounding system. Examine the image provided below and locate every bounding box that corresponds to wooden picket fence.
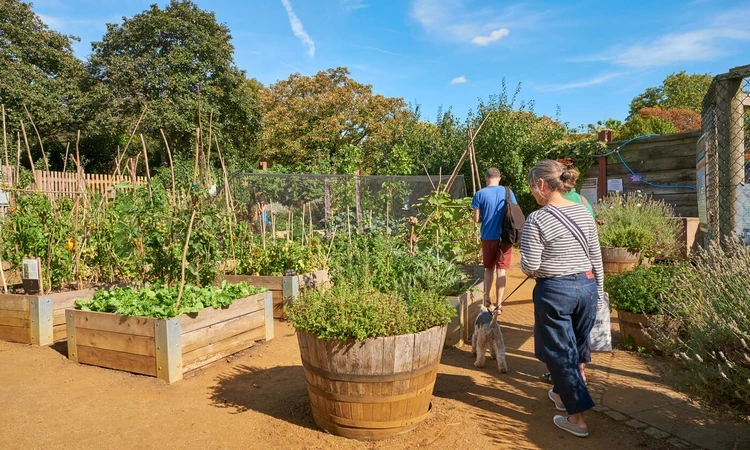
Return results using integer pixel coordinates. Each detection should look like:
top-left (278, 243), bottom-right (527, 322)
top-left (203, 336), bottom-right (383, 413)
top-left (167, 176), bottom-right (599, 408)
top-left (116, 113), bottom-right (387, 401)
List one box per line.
top-left (0, 165), bottom-right (146, 200)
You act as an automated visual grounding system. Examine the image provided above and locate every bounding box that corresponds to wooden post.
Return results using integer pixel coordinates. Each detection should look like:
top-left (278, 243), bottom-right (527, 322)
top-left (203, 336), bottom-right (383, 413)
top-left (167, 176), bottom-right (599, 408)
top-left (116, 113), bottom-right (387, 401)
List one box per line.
top-left (263, 291), bottom-right (274, 341)
top-left (597, 129), bottom-right (612, 200)
top-left (29, 297), bottom-right (53, 345)
top-left (155, 318), bottom-right (183, 383)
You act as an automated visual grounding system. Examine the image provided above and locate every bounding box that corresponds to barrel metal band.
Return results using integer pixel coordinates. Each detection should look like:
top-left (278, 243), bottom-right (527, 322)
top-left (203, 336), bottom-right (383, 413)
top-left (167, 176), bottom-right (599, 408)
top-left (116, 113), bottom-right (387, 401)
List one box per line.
top-left (300, 358), bottom-right (437, 383)
top-left (310, 404), bottom-right (432, 429)
top-left (305, 379), bottom-right (436, 404)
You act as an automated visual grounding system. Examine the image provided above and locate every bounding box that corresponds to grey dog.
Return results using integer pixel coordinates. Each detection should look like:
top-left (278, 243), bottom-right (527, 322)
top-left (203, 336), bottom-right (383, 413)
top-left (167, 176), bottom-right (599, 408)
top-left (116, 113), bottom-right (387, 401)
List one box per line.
top-left (471, 305), bottom-right (508, 373)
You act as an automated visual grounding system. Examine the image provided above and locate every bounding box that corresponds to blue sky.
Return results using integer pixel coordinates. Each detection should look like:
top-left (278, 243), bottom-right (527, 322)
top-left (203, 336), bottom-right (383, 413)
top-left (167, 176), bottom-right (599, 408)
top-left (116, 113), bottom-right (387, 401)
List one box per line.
top-left (32, 0), bottom-right (750, 129)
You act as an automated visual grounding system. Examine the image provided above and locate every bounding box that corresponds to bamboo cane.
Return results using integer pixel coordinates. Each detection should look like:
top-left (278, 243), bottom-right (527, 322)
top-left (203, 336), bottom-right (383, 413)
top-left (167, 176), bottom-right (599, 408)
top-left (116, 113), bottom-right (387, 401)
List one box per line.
top-left (160, 129), bottom-right (177, 198)
top-left (193, 128), bottom-right (201, 185)
top-left (15, 133), bottom-right (20, 188)
top-left (114, 107), bottom-right (148, 176)
top-left (0, 227), bottom-right (7, 293)
top-left (62, 143), bottom-right (70, 174)
top-left (175, 207), bottom-right (197, 312)
top-left (23, 105), bottom-right (50, 171)
top-left (139, 134), bottom-right (153, 203)
top-left (19, 120), bottom-right (39, 188)
top-left (468, 127), bottom-right (476, 195)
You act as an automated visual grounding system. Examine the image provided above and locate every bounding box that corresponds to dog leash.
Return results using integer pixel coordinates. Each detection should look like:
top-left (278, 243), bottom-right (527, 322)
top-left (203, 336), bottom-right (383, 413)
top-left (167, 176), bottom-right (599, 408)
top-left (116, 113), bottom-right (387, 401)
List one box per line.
top-left (502, 275), bottom-right (531, 303)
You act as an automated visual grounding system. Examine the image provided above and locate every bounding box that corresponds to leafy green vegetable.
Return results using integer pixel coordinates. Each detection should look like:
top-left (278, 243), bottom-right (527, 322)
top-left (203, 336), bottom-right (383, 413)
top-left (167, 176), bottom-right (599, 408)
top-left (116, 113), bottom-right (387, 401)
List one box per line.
top-left (74, 282), bottom-right (267, 319)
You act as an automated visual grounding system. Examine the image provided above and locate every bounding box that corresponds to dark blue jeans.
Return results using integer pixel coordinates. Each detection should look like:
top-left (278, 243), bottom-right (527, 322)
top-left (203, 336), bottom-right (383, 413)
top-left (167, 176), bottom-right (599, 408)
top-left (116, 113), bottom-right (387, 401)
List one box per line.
top-left (534, 272), bottom-right (597, 415)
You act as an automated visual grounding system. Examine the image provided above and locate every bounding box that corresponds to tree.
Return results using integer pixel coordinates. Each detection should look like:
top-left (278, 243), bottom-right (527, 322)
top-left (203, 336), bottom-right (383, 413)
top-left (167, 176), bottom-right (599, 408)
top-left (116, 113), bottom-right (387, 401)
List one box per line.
top-left (617, 116), bottom-right (676, 141)
top-left (260, 67), bottom-right (410, 173)
top-left (85, 0), bottom-right (261, 169)
top-left (0, 0), bottom-right (86, 165)
top-left (637, 107), bottom-right (701, 133)
top-left (470, 82), bottom-right (566, 209)
top-left (628, 71), bottom-right (712, 116)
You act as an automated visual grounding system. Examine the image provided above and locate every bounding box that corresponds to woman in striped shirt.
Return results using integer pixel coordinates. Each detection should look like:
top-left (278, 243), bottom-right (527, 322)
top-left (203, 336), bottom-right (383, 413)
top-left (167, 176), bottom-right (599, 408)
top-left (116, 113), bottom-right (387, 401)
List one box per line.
top-left (520, 160), bottom-right (604, 438)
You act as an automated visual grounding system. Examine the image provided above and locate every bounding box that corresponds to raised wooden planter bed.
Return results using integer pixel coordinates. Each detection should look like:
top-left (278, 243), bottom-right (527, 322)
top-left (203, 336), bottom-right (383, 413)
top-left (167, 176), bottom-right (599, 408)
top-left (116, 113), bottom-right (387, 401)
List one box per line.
top-left (221, 269), bottom-right (330, 319)
top-left (0, 288), bottom-right (96, 345)
top-left (445, 278), bottom-right (484, 347)
top-left (66, 291), bottom-right (273, 383)
top-left (297, 324), bottom-right (447, 440)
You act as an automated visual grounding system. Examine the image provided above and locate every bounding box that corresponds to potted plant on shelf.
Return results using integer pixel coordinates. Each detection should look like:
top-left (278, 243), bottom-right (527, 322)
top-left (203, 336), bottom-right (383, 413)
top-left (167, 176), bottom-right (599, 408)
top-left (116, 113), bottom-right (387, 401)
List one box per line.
top-left (604, 263), bottom-right (686, 350)
top-left (596, 193), bottom-right (682, 273)
top-left (286, 278), bottom-right (456, 440)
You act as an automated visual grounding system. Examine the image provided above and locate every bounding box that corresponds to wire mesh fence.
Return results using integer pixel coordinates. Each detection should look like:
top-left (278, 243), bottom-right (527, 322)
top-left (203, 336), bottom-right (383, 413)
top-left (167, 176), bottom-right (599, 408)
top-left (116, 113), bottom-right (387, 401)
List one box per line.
top-left (700, 65), bottom-right (750, 246)
top-left (227, 173), bottom-right (467, 237)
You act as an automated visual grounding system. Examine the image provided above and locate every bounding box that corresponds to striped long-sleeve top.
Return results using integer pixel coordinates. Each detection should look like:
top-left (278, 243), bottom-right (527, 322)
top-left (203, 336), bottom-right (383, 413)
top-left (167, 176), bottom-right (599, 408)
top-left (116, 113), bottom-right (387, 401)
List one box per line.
top-left (520, 203), bottom-right (604, 305)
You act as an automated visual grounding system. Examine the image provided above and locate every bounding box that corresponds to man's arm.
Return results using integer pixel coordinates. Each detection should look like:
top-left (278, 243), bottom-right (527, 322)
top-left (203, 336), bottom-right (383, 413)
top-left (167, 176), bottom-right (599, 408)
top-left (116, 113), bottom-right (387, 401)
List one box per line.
top-left (472, 208), bottom-right (481, 223)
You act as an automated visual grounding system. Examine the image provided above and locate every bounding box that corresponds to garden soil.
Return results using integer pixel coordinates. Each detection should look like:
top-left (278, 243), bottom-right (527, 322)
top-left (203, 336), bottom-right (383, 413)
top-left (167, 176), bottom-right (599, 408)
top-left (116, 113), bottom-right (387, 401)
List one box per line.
top-left (0, 260), bottom-right (671, 450)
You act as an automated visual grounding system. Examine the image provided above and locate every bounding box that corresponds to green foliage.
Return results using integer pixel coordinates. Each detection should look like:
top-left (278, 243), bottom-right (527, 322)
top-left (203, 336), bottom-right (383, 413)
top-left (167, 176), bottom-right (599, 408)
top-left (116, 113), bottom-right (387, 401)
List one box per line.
top-left (596, 193), bottom-right (681, 258)
top-left (412, 191), bottom-right (480, 264)
top-left (648, 241), bottom-right (750, 417)
top-left (470, 80), bottom-right (567, 203)
top-left (617, 116), bottom-right (677, 141)
top-left (0, 0), bottom-right (85, 143)
top-left (260, 67), bottom-right (410, 173)
top-left (86, 0), bottom-right (261, 166)
top-left (546, 139), bottom-right (607, 189)
top-left (1, 193), bottom-right (76, 290)
top-left (234, 237), bottom-right (327, 277)
top-left (327, 233), bottom-right (469, 297)
top-left (75, 281), bottom-right (266, 319)
top-left (605, 263), bottom-right (688, 314)
top-left (286, 281), bottom-right (455, 341)
top-left (628, 71), bottom-right (713, 116)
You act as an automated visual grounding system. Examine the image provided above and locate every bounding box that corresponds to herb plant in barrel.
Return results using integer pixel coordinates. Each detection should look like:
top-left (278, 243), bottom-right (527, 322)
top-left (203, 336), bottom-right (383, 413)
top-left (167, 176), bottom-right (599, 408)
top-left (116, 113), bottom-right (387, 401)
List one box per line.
top-left (287, 282), bottom-right (455, 440)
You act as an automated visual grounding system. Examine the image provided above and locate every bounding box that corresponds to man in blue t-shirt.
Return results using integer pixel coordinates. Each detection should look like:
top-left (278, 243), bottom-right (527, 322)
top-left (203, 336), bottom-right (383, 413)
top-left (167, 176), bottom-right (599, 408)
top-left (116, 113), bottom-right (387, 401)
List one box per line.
top-left (471, 168), bottom-right (517, 310)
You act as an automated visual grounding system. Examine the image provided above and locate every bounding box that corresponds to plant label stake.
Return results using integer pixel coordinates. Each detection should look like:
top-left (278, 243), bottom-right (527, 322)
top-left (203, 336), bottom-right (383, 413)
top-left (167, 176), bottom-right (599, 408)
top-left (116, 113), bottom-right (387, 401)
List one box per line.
top-left (22, 258), bottom-right (43, 294)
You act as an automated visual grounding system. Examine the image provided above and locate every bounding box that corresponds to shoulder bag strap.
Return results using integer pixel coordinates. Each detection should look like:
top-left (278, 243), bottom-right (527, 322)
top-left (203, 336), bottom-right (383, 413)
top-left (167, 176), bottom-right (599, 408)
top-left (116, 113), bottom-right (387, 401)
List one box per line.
top-left (545, 205), bottom-right (590, 259)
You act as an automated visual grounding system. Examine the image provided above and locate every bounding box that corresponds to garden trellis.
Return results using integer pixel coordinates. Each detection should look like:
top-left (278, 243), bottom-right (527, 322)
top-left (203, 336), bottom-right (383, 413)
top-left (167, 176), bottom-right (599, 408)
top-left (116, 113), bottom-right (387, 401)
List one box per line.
top-left (700, 64), bottom-right (750, 246)
top-left (227, 173), bottom-right (467, 237)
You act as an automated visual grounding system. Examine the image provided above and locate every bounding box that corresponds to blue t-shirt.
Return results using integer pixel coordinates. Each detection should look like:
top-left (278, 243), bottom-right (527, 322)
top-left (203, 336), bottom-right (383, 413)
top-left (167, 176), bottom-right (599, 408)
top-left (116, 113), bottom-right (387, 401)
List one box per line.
top-left (471, 186), bottom-right (517, 240)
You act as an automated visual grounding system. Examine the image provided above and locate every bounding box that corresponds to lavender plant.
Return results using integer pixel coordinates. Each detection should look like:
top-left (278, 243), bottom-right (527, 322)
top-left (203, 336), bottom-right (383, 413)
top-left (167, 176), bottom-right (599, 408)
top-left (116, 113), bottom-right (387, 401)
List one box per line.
top-left (648, 239), bottom-right (750, 417)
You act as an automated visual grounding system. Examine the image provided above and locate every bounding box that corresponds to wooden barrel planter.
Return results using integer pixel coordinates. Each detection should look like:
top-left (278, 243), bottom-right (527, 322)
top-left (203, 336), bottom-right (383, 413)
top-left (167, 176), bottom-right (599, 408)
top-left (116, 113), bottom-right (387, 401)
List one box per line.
top-left (601, 247), bottom-right (641, 274)
top-left (617, 310), bottom-right (654, 350)
top-left (297, 324), bottom-right (447, 440)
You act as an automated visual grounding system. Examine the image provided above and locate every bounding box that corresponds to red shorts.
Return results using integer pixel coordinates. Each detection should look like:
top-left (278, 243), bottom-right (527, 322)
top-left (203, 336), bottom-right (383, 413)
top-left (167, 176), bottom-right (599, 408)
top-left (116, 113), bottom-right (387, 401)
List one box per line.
top-left (482, 240), bottom-right (513, 270)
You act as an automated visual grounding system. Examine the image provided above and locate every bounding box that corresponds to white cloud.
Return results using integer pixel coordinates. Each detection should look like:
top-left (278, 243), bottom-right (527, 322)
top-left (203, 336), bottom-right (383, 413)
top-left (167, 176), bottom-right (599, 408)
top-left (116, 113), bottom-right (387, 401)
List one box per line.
top-left (537, 72), bottom-right (626, 92)
top-left (471, 28), bottom-right (509, 46)
top-left (350, 44), bottom-right (401, 57)
top-left (612, 29), bottom-right (750, 68)
top-left (450, 75), bottom-right (467, 85)
top-left (280, 0), bottom-right (315, 57)
top-left (410, 0), bottom-right (545, 45)
top-left (341, 0), bottom-right (368, 11)
top-left (573, 5), bottom-right (750, 68)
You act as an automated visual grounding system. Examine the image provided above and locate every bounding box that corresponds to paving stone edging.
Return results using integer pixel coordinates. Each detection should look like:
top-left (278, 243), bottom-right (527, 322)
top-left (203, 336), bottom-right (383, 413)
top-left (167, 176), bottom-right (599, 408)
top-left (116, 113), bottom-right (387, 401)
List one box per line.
top-left (588, 380), bottom-right (700, 449)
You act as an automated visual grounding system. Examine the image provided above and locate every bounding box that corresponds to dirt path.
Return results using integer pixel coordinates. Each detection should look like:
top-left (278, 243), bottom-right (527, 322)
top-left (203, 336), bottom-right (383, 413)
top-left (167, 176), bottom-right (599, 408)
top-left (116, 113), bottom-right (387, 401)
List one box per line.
top-left (0, 267), bottom-right (670, 449)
